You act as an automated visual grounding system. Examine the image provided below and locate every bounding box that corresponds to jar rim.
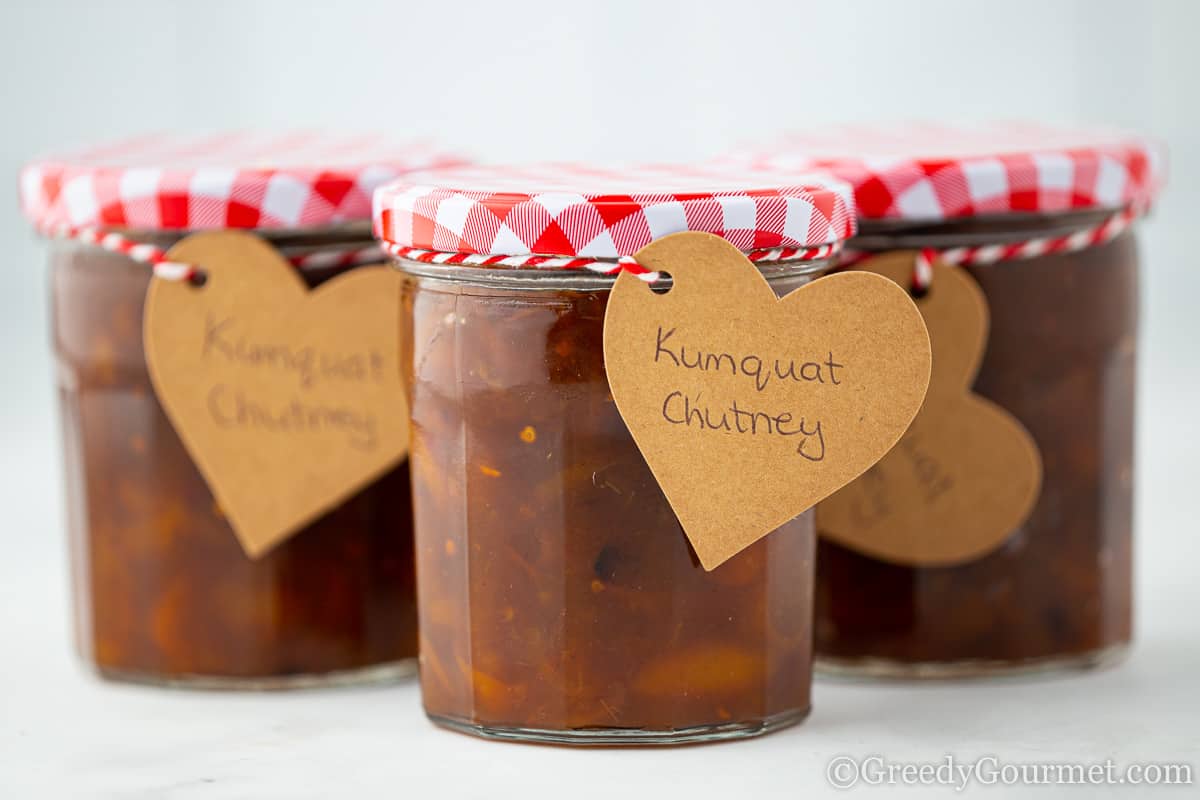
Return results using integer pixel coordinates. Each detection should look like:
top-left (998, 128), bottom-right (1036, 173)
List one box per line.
top-left (61, 220), bottom-right (373, 240)
top-left (850, 207), bottom-right (1127, 251)
top-left (392, 254), bottom-right (834, 290)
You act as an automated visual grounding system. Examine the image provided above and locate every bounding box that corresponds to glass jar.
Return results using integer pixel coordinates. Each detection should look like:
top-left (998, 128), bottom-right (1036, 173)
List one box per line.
top-left (726, 122), bottom-right (1161, 678)
top-left (815, 212), bottom-right (1139, 677)
top-left (399, 261), bottom-right (823, 743)
top-left (23, 133), bottom-right (462, 688)
top-left (52, 229), bottom-right (417, 688)
top-left (375, 164), bottom-right (857, 743)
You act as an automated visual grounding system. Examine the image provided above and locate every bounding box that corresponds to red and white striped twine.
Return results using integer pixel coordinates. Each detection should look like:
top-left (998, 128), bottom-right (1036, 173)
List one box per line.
top-left (383, 240), bottom-right (844, 283)
top-left (37, 222), bottom-right (384, 282)
top-left (390, 202), bottom-right (1135, 288)
top-left (41, 205), bottom-right (1139, 292)
top-left (844, 205), bottom-right (1140, 294)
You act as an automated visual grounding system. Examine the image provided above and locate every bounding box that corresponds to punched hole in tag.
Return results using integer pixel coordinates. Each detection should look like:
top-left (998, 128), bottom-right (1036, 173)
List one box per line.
top-left (648, 271), bottom-right (673, 295)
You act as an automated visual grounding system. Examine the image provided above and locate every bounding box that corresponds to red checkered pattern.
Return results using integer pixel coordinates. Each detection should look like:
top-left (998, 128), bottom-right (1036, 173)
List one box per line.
top-left (373, 164), bottom-right (855, 270)
top-left (20, 132), bottom-right (466, 231)
top-left (728, 122), bottom-right (1164, 221)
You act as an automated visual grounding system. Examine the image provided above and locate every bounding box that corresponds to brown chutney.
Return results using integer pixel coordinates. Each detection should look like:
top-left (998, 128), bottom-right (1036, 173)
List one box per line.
top-left (816, 213), bottom-right (1138, 676)
top-left (52, 233), bottom-right (417, 687)
top-left (400, 264), bottom-right (818, 742)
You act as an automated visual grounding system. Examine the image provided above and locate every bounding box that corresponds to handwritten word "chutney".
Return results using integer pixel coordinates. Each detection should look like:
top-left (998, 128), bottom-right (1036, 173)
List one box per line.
top-left (654, 326), bottom-right (843, 393)
top-left (208, 384), bottom-right (378, 451)
top-left (661, 391), bottom-right (826, 461)
top-left (204, 314), bottom-right (385, 390)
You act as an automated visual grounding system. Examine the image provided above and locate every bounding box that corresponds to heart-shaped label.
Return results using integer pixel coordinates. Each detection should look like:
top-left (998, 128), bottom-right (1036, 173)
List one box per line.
top-left (144, 230), bottom-right (409, 558)
top-left (818, 252), bottom-right (1043, 565)
top-left (603, 232), bottom-right (932, 570)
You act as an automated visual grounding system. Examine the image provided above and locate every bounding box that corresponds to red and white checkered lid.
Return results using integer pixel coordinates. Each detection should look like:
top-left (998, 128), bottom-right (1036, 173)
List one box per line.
top-left (20, 132), bottom-right (466, 231)
top-left (373, 163), bottom-right (856, 268)
top-left (729, 122), bottom-right (1164, 222)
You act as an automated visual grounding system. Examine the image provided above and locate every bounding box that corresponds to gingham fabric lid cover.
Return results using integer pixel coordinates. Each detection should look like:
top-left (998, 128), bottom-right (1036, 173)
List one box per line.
top-left (373, 164), bottom-right (856, 260)
top-left (730, 122), bottom-right (1164, 222)
top-left (20, 132), bottom-right (465, 231)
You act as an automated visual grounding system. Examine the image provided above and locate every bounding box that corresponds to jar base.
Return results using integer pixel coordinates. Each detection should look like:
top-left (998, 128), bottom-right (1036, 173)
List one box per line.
top-left (815, 642), bottom-right (1130, 681)
top-left (91, 658), bottom-right (417, 690)
top-left (426, 706), bottom-right (810, 746)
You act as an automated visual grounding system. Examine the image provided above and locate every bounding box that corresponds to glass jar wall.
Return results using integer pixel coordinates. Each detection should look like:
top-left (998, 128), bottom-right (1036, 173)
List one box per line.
top-left (53, 234), bottom-right (418, 688)
top-left (815, 216), bottom-right (1139, 677)
top-left (399, 263), bottom-right (824, 744)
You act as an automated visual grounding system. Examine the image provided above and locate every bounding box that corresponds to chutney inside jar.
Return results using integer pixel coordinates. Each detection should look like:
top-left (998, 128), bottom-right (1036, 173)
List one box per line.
top-left (815, 212), bottom-right (1139, 677)
top-left (400, 262), bottom-right (825, 744)
top-left (375, 162), bottom-right (859, 743)
top-left (52, 229), bottom-right (418, 688)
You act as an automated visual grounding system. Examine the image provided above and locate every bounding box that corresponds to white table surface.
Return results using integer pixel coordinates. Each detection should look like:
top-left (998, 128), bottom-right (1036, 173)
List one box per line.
top-left (2, 368), bottom-right (1196, 800)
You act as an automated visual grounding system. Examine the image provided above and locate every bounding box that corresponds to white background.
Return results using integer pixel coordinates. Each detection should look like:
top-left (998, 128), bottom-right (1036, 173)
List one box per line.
top-left (1, 1), bottom-right (1198, 797)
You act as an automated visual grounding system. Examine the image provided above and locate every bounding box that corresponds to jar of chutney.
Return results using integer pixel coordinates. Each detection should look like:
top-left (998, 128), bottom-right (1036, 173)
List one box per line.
top-left (734, 122), bottom-right (1163, 677)
top-left (20, 133), bottom-right (463, 688)
top-left (374, 164), bottom-right (858, 743)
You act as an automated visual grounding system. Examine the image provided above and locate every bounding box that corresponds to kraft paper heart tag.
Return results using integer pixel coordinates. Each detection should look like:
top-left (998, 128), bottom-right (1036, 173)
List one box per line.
top-left (818, 252), bottom-right (1043, 566)
top-left (603, 232), bottom-right (932, 570)
top-left (144, 230), bottom-right (409, 558)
